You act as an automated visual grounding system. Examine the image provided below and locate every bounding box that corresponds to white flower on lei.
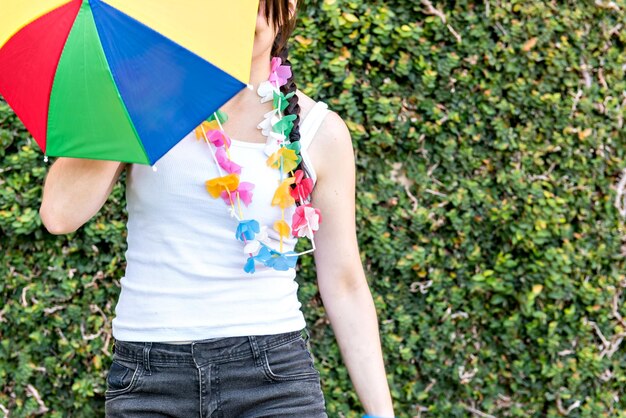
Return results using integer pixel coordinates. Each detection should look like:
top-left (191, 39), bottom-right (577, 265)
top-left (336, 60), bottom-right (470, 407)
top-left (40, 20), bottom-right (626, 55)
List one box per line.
top-left (243, 226), bottom-right (270, 255)
top-left (257, 109), bottom-right (280, 137)
top-left (257, 80), bottom-right (279, 103)
top-left (263, 131), bottom-right (286, 157)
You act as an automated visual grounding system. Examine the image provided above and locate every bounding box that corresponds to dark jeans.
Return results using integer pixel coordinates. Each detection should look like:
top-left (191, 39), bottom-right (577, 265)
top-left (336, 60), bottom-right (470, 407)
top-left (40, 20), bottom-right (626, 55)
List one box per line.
top-left (105, 329), bottom-right (327, 417)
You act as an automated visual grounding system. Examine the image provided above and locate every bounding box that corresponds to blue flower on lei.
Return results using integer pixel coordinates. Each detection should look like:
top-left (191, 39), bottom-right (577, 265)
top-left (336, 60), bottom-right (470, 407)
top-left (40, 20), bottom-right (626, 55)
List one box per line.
top-left (235, 219), bottom-right (260, 242)
top-left (243, 243), bottom-right (299, 274)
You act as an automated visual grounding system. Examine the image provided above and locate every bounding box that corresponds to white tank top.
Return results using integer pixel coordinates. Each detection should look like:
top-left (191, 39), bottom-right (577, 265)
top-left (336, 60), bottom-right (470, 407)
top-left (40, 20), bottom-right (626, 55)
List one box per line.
top-left (111, 101), bottom-right (330, 342)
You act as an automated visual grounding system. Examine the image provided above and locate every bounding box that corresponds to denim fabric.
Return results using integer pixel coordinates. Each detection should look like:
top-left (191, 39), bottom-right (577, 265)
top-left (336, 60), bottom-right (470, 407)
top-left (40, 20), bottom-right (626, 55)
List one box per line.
top-left (105, 329), bottom-right (327, 417)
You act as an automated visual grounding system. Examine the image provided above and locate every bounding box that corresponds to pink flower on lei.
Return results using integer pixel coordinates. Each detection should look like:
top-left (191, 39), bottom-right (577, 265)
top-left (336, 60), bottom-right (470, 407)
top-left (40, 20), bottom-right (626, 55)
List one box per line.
top-left (269, 57), bottom-right (292, 87)
top-left (215, 147), bottom-right (241, 174)
top-left (206, 129), bottom-right (231, 148)
top-left (291, 204), bottom-right (322, 240)
top-left (221, 182), bottom-right (254, 207)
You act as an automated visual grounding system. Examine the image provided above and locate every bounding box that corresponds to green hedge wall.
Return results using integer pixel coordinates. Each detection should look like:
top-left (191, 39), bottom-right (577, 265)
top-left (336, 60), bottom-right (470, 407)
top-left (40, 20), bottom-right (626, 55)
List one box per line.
top-left (2, 0), bottom-right (626, 416)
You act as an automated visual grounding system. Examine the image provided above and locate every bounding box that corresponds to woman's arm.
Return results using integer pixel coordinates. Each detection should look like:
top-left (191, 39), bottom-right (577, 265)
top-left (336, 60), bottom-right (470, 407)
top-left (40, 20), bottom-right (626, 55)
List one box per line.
top-left (39, 158), bottom-right (127, 234)
top-left (308, 112), bottom-right (395, 417)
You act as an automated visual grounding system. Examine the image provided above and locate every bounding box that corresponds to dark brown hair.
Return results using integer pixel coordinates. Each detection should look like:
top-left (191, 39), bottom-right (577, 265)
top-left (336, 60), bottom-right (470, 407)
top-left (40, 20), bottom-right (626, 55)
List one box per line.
top-left (261, 0), bottom-right (299, 56)
top-left (261, 1), bottom-right (312, 201)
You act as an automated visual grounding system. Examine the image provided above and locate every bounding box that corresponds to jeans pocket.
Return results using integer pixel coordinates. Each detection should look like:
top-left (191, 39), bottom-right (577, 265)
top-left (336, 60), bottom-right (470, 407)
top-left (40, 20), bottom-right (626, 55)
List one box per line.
top-left (105, 356), bottom-right (142, 397)
top-left (261, 336), bottom-right (321, 383)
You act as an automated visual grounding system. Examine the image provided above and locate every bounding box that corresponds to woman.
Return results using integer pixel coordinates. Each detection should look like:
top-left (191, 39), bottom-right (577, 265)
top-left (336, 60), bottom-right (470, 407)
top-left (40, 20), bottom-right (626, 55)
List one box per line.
top-left (39, 0), bottom-right (394, 416)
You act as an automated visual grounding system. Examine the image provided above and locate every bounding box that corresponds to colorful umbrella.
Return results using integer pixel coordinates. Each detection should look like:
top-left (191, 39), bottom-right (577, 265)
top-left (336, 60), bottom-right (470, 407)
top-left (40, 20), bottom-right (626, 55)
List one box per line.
top-left (0, 0), bottom-right (258, 165)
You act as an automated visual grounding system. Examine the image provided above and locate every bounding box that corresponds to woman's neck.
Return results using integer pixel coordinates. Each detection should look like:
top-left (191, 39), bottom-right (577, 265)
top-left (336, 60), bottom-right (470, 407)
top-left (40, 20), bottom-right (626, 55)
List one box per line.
top-left (217, 52), bottom-right (276, 141)
top-left (249, 52), bottom-right (273, 89)
top-left (221, 53), bottom-right (272, 113)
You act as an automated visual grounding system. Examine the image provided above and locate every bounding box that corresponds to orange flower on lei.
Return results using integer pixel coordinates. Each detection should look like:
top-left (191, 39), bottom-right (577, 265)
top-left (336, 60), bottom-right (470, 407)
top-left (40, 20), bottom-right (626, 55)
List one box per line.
top-left (205, 174), bottom-right (240, 198)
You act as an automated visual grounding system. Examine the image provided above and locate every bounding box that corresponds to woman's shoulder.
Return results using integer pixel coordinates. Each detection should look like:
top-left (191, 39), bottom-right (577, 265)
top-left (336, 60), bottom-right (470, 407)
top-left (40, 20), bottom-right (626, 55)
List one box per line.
top-left (295, 90), bottom-right (353, 182)
top-left (295, 90), bottom-right (318, 122)
top-left (296, 90), bottom-right (350, 140)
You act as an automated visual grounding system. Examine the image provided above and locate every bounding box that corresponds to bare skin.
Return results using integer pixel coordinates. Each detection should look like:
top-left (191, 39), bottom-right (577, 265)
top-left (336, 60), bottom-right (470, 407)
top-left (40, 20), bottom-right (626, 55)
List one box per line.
top-left (39, 1), bottom-right (394, 415)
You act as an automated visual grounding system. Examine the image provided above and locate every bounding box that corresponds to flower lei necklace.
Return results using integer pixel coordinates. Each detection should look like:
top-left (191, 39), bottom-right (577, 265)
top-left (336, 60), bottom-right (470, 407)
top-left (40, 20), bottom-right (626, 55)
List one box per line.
top-left (194, 57), bottom-right (322, 274)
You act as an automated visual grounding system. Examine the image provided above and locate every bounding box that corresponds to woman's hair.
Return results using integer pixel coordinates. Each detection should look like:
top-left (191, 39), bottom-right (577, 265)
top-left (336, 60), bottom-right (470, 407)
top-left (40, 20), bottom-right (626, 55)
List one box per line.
top-left (261, 0), bottom-right (299, 56)
top-left (261, 1), bottom-right (312, 202)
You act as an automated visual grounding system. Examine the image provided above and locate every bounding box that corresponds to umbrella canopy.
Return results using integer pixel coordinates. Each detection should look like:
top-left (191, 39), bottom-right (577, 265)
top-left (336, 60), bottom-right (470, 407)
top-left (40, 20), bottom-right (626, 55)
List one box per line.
top-left (0, 0), bottom-right (258, 165)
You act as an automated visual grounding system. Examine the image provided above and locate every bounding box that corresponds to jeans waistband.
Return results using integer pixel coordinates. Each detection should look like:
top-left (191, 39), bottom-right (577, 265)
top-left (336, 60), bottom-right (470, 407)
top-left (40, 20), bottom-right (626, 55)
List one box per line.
top-left (112, 329), bottom-right (309, 369)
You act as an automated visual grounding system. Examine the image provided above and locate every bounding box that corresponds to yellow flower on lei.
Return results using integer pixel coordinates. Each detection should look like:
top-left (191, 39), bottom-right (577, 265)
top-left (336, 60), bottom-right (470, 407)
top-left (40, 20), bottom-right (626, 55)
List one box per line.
top-left (271, 177), bottom-right (295, 209)
top-left (273, 220), bottom-right (291, 238)
top-left (194, 120), bottom-right (220, 140)
top-left (205, 174), bottom-right (240, 198)
top-left (266, 147), bottom-right (299, 173)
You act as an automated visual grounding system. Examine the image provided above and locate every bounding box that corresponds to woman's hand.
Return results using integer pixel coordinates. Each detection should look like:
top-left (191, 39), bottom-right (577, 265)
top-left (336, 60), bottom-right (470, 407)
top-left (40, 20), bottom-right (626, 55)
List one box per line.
top-left (39, 158), bottom-right (126, 234)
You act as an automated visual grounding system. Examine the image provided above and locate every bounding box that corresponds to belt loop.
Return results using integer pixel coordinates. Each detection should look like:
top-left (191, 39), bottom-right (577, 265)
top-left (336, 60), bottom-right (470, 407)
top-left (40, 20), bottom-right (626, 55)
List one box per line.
top-left (248, 336), bottom-right (261, 366)
top-left (302, 328), bottom-right (313, 352)
top-left (302, 327), bottom-right (311, 343)
top-left (143, 342), bottom-right (152, 376)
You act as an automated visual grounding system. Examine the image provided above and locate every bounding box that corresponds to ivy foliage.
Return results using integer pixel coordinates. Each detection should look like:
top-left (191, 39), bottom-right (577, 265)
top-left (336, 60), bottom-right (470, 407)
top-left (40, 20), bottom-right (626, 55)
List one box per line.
top-left (2, 0), bottom-right (626, 416)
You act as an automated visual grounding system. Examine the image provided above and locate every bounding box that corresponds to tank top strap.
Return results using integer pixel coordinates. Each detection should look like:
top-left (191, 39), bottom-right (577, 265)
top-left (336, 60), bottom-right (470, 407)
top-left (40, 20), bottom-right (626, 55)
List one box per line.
top-left (299, 101), bottom-right (330, 150)
top-left (298, 101), bottom-right (330, 186)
